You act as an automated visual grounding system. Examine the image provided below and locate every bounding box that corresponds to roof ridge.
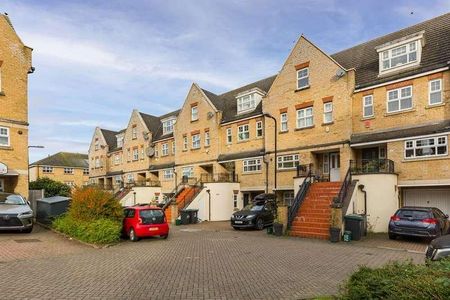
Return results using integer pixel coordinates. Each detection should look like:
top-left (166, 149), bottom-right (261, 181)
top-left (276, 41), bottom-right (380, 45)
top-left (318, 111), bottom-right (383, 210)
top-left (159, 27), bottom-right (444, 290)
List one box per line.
top-left (331, 12), bottom-right (450, 57)
top-left (217, 74), bottom-right (277, 97)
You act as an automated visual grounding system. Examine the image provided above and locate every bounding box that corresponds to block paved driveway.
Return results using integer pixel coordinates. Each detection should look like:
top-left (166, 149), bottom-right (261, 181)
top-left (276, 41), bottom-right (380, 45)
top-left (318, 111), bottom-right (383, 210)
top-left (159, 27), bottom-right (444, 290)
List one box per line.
top-left (0, 222), bottom-right (424, 300)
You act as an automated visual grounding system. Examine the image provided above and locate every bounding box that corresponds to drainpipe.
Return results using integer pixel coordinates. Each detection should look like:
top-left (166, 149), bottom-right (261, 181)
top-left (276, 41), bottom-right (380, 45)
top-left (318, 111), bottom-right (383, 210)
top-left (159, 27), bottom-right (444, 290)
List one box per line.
top-left (263, 113), bottom-right (277, 192)
top-left (206, 189), bottom-right (211, 221)
top-left (264, 159), bottom-right (269, 193)
top-left (358, 184), bottom-right (367, 215)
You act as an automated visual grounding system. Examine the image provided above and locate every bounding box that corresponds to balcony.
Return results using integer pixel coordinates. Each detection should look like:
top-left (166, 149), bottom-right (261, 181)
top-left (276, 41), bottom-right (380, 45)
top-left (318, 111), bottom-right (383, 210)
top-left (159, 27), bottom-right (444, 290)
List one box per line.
top-left (200, 173), bottom-right (239, 183)
top-left (350, 159), bottom-right (395, 174)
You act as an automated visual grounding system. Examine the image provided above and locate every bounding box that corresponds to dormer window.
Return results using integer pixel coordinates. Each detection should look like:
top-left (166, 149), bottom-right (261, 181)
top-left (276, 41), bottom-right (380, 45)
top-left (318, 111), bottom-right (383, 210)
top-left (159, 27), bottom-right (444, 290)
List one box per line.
top-left (236, 88), bottom-right (265, 114)
top-left (377, 32), bottom-right (423, 75)
top-left (162, 118), bottom-right (176, 135)
top-left (116, 136), bottom-right (124, 148)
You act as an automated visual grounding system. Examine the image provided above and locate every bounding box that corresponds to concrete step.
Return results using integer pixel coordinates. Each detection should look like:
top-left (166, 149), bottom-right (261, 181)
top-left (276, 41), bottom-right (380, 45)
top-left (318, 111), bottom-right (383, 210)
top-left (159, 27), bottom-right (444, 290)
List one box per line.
top-left (289, 231), bottom-right (329, 240)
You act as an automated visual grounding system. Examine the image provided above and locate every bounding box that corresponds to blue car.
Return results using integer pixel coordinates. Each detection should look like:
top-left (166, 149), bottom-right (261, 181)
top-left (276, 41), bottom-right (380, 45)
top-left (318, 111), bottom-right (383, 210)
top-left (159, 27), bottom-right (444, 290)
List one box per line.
top-left (388, 207), bottom-right (450, 240)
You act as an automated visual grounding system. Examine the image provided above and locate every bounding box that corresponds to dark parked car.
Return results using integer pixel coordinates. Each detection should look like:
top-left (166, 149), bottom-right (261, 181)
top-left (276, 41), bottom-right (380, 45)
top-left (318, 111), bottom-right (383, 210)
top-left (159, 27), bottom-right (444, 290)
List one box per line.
top-left (231, 193), bottom-right (277, 230)
top-left (388, 207), bottom-right (450, 240)
top-left (426, 234), bottom-right (450, 261)
top-left (0, 192), bottom-right (34, 233)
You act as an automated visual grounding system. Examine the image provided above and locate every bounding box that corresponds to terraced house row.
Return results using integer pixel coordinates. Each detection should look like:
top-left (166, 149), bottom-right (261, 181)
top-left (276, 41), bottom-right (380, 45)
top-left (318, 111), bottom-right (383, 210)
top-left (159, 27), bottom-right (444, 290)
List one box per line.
top-left (89, 13), bottom-right (450, 237)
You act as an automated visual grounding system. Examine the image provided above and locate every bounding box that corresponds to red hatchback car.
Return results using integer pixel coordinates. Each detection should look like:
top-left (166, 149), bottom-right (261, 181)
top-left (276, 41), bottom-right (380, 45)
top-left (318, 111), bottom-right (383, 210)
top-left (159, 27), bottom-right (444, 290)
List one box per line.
top-left (123, 205), bottom-right (169, 242)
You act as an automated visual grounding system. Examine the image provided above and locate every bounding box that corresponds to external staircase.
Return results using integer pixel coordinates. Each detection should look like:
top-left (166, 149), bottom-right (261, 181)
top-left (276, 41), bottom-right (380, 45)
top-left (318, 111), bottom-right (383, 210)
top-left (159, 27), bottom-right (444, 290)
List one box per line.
top-left (289, 182), bottom-right (341, 239)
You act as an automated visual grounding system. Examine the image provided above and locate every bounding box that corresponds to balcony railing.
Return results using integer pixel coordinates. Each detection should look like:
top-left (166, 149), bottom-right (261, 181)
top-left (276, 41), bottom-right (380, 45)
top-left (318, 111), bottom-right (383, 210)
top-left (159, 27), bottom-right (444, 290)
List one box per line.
top-left (350, 159), bottom-right (395, 174)
top-left (200, 173), bottom-right (238, 183)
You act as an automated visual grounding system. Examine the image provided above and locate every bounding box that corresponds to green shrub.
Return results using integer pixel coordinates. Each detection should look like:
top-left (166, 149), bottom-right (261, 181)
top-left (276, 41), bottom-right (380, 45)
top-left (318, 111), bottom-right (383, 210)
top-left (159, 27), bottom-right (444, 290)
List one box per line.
top-left (53, 215), bottom-right (122, 245)
top-left (29, 177), bottom-right (71, 197)
top-left (340, 259), bottom-right (450, 300)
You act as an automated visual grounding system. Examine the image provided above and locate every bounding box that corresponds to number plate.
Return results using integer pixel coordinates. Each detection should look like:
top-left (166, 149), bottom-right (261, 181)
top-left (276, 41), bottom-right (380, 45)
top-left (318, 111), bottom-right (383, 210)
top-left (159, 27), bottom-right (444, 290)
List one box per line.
top-left (234, 221), bottom-right (243, 224)
top-left (149, 227), bottom-right (159, 231)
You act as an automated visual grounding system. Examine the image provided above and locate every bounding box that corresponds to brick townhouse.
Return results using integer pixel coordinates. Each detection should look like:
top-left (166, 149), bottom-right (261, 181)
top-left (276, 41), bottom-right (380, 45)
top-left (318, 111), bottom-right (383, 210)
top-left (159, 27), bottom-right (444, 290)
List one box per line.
top-left (89, 13), bottom-right (450, 235)
top-left (29, 152), bottom-right (89, 187)
top-left (0, 14), bottom-right (33, 197)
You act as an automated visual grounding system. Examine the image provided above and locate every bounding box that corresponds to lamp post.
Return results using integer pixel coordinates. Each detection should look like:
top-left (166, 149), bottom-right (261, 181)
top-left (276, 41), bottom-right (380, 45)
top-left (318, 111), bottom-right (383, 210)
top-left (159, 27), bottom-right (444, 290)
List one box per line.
top-left (263, 113), bottom-right (277, 192)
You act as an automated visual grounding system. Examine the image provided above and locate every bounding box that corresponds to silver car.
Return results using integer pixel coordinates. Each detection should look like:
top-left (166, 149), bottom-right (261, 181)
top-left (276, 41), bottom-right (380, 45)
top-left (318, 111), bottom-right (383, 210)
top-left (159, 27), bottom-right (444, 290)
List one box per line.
top-left (0, 193), bottom-right (34, 233)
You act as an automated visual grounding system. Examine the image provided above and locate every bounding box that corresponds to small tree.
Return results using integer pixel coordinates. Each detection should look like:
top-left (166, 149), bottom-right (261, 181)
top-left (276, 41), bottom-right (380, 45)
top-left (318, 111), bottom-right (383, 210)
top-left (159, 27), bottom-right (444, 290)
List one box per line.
top-left (29, 177), bottom-right (71, 197)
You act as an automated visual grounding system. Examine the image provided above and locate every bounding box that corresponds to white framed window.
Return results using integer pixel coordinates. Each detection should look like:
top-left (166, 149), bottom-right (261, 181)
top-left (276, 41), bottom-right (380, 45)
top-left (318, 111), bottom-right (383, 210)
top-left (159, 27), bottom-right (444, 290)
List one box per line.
top-left (161, 143), bottom-right (169, 156)
top-left (94, 139), bottom-right (99, 151)
top-left (283, 191), bottom-right (295, 206)
top-left (297, 67), bottom-right (309, 89)
top-left (256, 121), bottom-right (263, 138)
top-left (127, 149), bottom-right (131, 161)
top-left (183, 136), bottom-right (188, 151)
top-left (172, 141), bottom-right (176, 155)
top-left (191, 106), bottom-right (198, 121)
top-left (363, 95), bottom-right (374, 118)
top-left (64, 168), bottom-right (74, 175)
top-left (192, 134), bottom-right (201, 149)
top-left (237, 93), bottom-right (256, 113)
top-left (42, 166), bottom-right (53, 173)
top-left (380, 40), bottom-right (419, 73)
top-left (233, 194), bottom-right (238, 208)
top-left (162, 118), bottom-right (176, 135)
top-left (405, 136), bottom-right (447, 159)
top-left (114, 175), bottom-right (122, 184)
top-left (83, 168), bottom-right (89, 175)
top-left (296, 107), bottom-right (313, 128)
top-left (0, 127), bottom-right (10, 146)
top-left (141, 148), bottom-right (144, 160)
top-left (226, 128), bottom-right (232, 144)
top-left (116, 136), bottom-right (124, 148)
top-left (132, 148), bottom-right (139, 161)
top-left (114, 154), bottom-right (120, 165)
top-left (277, 154), bottom-right (300, 169)
top-left (127, 173), bottom-right (134, 183)
top-left (243, 159), bottom-right (261, 173)
top-left (64, 181), bottom-right (75, 187)
top-left (95, 158), bottom-right (100, 168)
top-left (323, 102), bottom-right (333, 124)
top-left (182, 167), bottom-right (194, 178)
top-left (387, 86), bottom-right (413, 113)
top-left (280, 113), bottom-right (288, 132)
top-left (429, 79), bottom-right (443, 105)
top-left (163, 169), bottom-right (174, 180)
top-left (132, 126), bottom-right (137, 139)
top-left (154, 146), bottom-right (159, 157)
top-left (237, 124), bottom-right (250, 141)
top-left (204, 131), bottom-right (210, 147)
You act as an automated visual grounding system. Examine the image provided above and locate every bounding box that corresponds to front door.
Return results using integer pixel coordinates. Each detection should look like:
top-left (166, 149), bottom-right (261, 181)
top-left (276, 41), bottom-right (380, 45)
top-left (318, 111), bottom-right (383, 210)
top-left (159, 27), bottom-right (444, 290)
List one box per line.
top-left (329, 153), bottom-right (340, 182)
top-left (243, 193), bottom-right (250, 207)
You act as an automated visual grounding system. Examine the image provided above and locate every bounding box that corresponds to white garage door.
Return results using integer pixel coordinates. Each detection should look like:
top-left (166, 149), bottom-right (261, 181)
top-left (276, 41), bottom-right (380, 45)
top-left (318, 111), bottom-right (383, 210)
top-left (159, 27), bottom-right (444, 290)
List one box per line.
top-left (403, 188), bottom-right (450, 215)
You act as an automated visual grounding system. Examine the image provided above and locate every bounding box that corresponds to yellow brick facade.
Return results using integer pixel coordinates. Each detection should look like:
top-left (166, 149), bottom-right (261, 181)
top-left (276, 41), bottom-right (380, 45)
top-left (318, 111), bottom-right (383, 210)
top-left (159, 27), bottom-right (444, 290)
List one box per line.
top-left (0, 15), bottom-right (32, 197)
top-left (29, 166), bottom-right (89, 187)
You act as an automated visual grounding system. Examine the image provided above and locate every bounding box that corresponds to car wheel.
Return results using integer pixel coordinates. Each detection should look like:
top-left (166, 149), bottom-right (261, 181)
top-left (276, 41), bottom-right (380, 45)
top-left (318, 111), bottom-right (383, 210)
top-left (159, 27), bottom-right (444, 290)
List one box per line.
top-left (161, 234), bottom-right (169, 239)
top-left (129, 228), bottom-right (138, 242)
top-left (388, 233), bottom-right (397, 240)
top-left (233, 227), bottom-right (240, 230)
top-left (256, 218), bottom-right (264, 230)
top-left (23, 226), bottom-right (33, 233)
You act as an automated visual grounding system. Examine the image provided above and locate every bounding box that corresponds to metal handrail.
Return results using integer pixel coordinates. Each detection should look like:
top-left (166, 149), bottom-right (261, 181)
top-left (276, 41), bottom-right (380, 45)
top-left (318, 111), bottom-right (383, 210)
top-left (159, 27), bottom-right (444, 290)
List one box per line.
top-left (287, 170), bottom-right (313, 229)
top-left (161, 182), bottom-right (185, 211)
top-left (178, 178), bottom-right (204, 212)
top-left (332, 167), bottom-right (352, 208)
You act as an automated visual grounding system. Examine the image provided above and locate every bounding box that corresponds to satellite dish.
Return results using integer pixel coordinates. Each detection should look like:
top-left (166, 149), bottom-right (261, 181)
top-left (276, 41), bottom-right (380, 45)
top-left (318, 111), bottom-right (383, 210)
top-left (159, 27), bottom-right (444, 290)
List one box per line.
top-left (336, 68), bottom-right (346, 78)
top-left (207, 112), bottom-right (214, 120)
top-left (146, 147), bottom-right (155, 157)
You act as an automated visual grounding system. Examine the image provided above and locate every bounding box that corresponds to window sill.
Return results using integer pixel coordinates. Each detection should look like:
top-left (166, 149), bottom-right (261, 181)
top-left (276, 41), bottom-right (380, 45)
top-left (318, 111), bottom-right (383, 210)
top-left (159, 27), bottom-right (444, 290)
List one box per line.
top-left (242, 171), bottom-right (263, 175)
top-left (190, 119), bottom-right (199, 123)
top-left (256, 136), bottom-right (264, 139)
top-left (204, 145), bottom-right (210, 148)
top-left (191, 147), bottom-right (200, 151)
top-left (182, 149), bottom-right (188, 152)
top-left (279, 130), bottom-right (289, 134)
top-left (295, 125), bottom-right (315, 131)
top-left (402, 155), bottom-right (448, 163)
top-left (278, 168), bottom-right (297, 172)
top-left (425, 102), bottom-right (446, 109)
top-left (0, 145), bottom-right (13, 150)
top-left (360, 116), bottom-right (375, 121)
top-left (321, 122), bottom-right (334, 126)
top-left (237, 139), bottom-right (250, 144)
top-left (384, 108), bottom-right (416, 117)
top-left (294, 86), bottom-right (310, 93)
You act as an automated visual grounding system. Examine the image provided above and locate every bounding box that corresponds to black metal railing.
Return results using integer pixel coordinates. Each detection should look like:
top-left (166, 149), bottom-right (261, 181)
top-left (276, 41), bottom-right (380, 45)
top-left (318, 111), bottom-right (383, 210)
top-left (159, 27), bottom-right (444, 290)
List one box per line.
top-left (200, 173), bottom-right (238, 183)
top-left (161, 182), bottom-right (186, 211)
top-left (124, 180), bottom-right (161, 188)
top-left (350, 159), bottom-right (394, 174)
top-left (178, 178), bottom-right (204, 212)
top-left (288, 169), bottom-right (313, 229)
top-left (332, 167), bottom-right (352, 209)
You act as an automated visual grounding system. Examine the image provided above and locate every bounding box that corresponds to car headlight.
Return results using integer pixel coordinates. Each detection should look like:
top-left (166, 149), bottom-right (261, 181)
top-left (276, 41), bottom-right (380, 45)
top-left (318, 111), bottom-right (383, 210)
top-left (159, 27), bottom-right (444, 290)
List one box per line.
top-left (19, 211), bottom-right (33, 217)
top-left (245, 215), bottom-right (256, 219)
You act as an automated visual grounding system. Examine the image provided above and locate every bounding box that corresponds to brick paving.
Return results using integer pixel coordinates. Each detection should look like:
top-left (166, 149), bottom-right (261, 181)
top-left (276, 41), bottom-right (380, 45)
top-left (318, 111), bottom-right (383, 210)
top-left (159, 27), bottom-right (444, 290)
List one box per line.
top-left (0, 222), bottom-right (424, 299)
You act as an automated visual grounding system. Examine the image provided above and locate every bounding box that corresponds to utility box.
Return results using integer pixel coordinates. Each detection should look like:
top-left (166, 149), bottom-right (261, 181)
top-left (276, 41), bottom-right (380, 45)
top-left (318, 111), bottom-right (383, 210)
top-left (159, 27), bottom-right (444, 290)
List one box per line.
top-left (344, 214), bottom-right (366, 241)
top-left (36, 196), bottom-right (71, 224)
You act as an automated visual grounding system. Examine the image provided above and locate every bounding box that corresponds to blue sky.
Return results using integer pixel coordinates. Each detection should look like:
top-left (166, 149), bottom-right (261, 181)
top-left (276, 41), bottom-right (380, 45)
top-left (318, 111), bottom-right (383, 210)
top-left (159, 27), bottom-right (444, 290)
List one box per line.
top-left (3, 0), bottom-right (449, 162)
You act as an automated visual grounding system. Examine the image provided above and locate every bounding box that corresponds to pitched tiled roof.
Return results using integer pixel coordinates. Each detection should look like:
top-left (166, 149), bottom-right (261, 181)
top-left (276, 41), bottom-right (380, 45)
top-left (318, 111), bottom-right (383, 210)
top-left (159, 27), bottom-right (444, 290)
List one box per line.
top-left (350, 120), bottom-right (450, 144)
top-left (100, 128), bottom-right (121, 151)
top-left (331, 13), bottom-right (450, 89)
top-left (151, 110), bottom-right (181, 141)
top-left (31, 152), bottom-right (88, 168)
top-left (203, 75), bottom-right (277, 124)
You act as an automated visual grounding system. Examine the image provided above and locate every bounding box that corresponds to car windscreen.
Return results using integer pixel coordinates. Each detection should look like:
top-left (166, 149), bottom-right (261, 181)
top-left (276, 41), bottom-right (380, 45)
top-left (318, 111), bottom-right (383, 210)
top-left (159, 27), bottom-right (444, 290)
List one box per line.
top-left (139, 209), bottom-right (164, 224)
top-left (243, 204), bottom-right (264, 211)
top-left (0, 194), bottom-right (25, 205)
top-left (397, 210), bottom-right (431, 219)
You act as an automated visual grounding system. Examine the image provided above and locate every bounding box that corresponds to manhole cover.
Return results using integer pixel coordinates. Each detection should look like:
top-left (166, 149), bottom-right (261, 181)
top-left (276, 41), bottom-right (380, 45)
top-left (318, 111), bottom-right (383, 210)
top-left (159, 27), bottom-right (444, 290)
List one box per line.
top-left (14, 239), bottom-right (42, 243)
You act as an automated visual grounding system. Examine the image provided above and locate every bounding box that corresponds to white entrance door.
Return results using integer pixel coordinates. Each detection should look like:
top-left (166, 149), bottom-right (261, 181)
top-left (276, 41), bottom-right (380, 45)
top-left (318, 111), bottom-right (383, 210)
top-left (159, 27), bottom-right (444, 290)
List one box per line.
top-left (329, 153), bottom-right (340, 182)
top-left (0, 179), bottom-right (4, 192)
top-left (403, 188), bottom-right (450, 215)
